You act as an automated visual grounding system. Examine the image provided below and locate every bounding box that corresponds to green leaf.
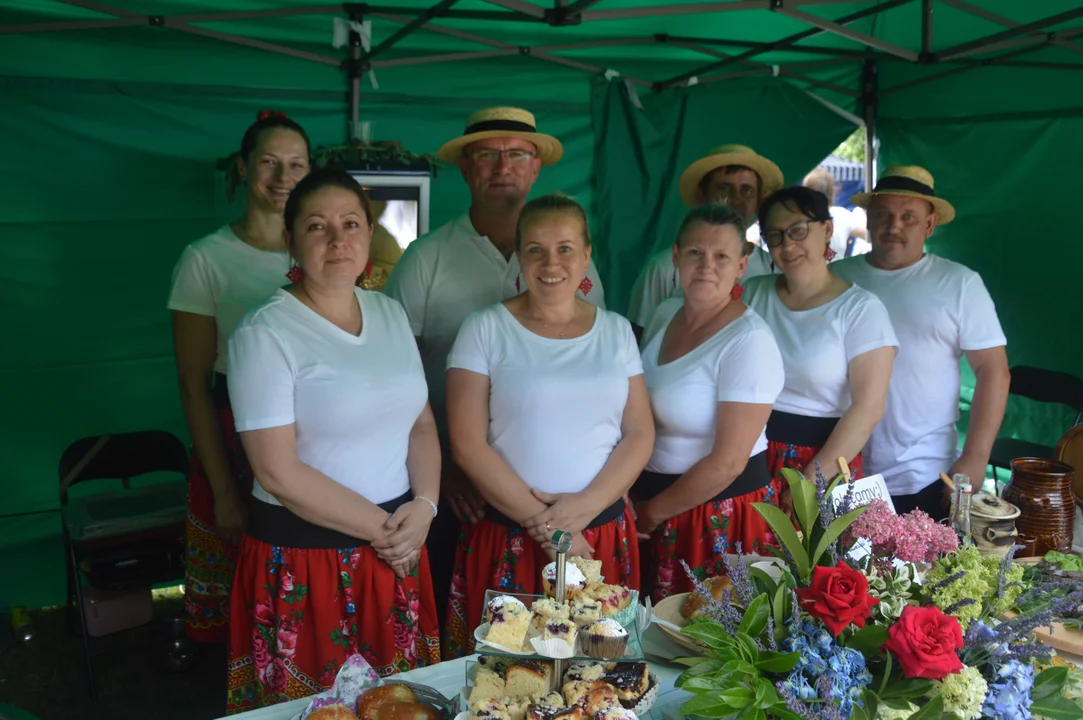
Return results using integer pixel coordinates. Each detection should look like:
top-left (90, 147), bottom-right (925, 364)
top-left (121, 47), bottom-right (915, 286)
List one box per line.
top-left (739, 593), bottom-right (771, 639)
top-left (751, 678), bottom-right (776, 710)
top-left (768, 709), bottom-right (803, 720)
top-left (850, 703), bottom-right (870, 720)
top-left (735, 632), bottom-right (760, 663)
top-left (781, 467), bottom-right (819, 538)
top-left (862, 691), bottom-right (879, 720)
top-left (680, 692), bottom-right (739, 718)
top-left (772, 584), bottom-right (791, 638)
top-left (811, 504), bottom-right (870, 567)
top-left (755, 650), bottom-right (801, 673)
top-left (677, 657), bottom-right (724, 675)
top-left (1033, 666), bottom-right (1070, 699)
top-left (748, 566), bottom-right (778, 596)
top-left (723, 658), bottom-right (759, 677)
top-left (879, 678), bottom-right (935, 700)
top-left (683, 622), bottom-right (737, 652)
top-left (877, 653), bottom-right (893, 696)
top-left (845, 624), bottom-right (889, 655)
top-left (753, 502), bottom-right (810, 579)
top-left (718, 687), bottom-right (754, 709)
top-left (673, 655), bottom-right (713, 667)
top-left (881, 698), bottom-right (915, 710)
top-left (1030, 695), bottom-right (1083, 719)
top-left (681, 676), bottom-right (724, 694)
top-left (734, 707), bottom-right (766, 720)
top-left (905, 695), bottom-right (943, 720)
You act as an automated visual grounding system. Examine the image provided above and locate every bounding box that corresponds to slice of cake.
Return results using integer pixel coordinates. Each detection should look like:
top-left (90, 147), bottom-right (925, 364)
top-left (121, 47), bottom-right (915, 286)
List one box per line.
top-left (602, 663), bottom-right (650, 708)
top-left (569, 597), bottom-right (603, 626)
top-left (477, 655), bottom-right (512, 677)
top-left (505, 660), bottom-right (553, 701)
top-left (487, 595), bottom-right (528, 624)
top-left (583, 684), bottom-right (621, 716)
top-left (541, 618), bottom-right (577, 649)
top-left (567, 556), bottom-right (603, 584)
top-left (595, 709), bottom-right (638, 720)
top-left (583, 582), bottom-right (632, 617)
top-left (530, 598), bottom-right (571, 634)
top-left (470, 668), bottom-right (506, 702)
top-left (470, 698), bottom-right (511, 720)
top-left (502, 699), bottom-right (529, 720)
top-left (484, 600), bottom-right (531, 651)
top-left (563, 661), bottom-right (606, 684)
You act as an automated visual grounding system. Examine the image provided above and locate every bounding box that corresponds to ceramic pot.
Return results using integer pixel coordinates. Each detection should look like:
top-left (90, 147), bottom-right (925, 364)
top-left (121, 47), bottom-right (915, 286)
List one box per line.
top-left (967, 492), bottom-right (1020, 558)
top-left (1003, 457), bottom-right (1075, 555)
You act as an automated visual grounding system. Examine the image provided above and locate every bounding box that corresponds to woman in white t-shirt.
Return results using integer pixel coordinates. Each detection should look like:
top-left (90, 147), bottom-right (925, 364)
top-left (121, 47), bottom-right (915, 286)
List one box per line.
top-left (745, 186), bottom-right (897, 504)
top-left (443, 195), bottom-right (655, 658)
top-left (167, 110), bottom-right (310, 644)
top-left (634, 205), bottom-right (785, 602)
top-left (224, 169), bottom-right (441, 712)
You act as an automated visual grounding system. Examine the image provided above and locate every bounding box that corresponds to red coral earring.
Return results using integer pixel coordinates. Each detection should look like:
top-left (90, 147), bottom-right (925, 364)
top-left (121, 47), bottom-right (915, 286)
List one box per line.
top-left (286, 265), bottom-right (304, 283)
top-left (364, 259), bottom-right (373, 277)
top-left (730, 283), bottom-right (745, 299)
top-left (824, 247), bottom-right (837, 262)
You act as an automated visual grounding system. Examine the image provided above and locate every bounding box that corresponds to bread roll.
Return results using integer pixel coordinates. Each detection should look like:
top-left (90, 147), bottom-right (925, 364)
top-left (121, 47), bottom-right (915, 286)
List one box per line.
top-left (357, 685), bottom-right (420, 720)
top-left (371, 702), bottom-right (442, 720)
top-left (309, 704), bottom-right (360, 720)
top-left (680, 575), bottom-right (732, 619)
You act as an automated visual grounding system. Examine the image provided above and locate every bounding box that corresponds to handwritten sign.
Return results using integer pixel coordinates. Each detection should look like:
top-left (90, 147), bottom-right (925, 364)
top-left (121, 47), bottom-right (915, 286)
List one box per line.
top-left (830, 472), bottom-right (895, 514)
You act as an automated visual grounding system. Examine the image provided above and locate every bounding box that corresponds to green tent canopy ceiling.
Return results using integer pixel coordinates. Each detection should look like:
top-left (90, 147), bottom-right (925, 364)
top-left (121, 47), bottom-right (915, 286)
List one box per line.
top-left (2, 0), bottom-right (1082, 609)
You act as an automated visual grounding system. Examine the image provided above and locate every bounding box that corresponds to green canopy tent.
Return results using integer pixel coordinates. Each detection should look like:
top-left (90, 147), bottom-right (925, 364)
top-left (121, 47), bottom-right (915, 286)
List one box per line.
top-left (2, 0), bottom-right (1081, 609)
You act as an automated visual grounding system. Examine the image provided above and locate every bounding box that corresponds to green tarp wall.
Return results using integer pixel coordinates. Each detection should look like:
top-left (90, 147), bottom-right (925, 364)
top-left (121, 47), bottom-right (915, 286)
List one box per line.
top-left (3, 0), bottom-right (1082, 609)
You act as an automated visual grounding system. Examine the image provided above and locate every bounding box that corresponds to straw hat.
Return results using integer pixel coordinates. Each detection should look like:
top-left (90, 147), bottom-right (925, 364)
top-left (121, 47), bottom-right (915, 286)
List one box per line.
top-left (850, 165), bottom-right (956, 224)
top-left (437, 107), bottom-right (563, 166)
top-left (678, 144), bottom-right (784, 207)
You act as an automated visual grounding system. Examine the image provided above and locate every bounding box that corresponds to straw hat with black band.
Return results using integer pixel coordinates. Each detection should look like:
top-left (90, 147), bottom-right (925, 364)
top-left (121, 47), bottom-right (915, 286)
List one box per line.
top-left (678, 144), bottom-right (784, 208)
top-left (437, 107), bottom-right (563, 167)
top-left (851, 165), bottom-right (956, 225)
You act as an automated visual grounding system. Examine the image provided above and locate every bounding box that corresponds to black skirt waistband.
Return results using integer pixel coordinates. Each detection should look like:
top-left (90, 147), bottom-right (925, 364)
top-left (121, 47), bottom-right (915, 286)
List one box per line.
top-left (484, 497), bottom-right (626, 531)
top-left (212, 372), bottom-right (231, 410)
top-left (766, 410), bottom-right (839, 448)
top-left (247, 492), bottom-right (413, 549)
top-left (633, 450), bottom-right (772, 503)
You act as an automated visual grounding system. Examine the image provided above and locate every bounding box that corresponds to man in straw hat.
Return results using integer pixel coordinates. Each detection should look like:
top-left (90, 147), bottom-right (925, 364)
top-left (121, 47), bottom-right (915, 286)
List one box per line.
top-left (385, 107), bottom-right (606, 623)
top-left (626, 144), bottom-right (783, 337)
top-left (833, 165), bottom-right (1009, 518)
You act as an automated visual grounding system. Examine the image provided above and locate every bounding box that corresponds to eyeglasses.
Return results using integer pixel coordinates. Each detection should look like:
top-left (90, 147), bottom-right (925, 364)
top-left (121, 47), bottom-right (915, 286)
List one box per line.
top-left (467, 149), bottom-right (537, 165)
top-left (763, 219), bottom-right (817, 248)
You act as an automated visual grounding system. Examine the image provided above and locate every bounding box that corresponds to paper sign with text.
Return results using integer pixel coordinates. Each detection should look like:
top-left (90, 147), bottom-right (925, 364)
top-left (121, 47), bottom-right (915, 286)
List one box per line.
top-left (830, 472), bottom-right (895, 515)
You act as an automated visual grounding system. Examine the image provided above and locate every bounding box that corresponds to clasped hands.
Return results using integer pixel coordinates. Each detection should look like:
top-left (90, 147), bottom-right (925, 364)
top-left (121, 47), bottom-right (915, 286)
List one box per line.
top-left (371, 498), bottom-right (435, 579)
top-left (523, 489), bottom-right (596, 560)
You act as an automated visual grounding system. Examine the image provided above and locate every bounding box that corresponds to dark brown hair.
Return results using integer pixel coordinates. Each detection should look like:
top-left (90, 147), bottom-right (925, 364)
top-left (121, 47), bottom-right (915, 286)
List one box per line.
top-left (284, 168), bottom-right (374, 240)
top-left (676, 204), bottom-right (750, 256)
top-left (240, 110), bottom-right (311, 164)
top-left (758, 185), bottom-right (832, 229)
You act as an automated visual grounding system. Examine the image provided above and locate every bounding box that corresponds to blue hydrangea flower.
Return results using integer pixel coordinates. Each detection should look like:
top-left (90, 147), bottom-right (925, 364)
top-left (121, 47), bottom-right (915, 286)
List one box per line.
top-left (981, 660), bottom-right (1035, 720)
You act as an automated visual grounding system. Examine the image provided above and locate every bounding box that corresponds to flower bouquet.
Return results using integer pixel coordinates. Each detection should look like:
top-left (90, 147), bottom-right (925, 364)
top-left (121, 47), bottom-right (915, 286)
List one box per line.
top-left (672, 467), bottom-right (1083, 719)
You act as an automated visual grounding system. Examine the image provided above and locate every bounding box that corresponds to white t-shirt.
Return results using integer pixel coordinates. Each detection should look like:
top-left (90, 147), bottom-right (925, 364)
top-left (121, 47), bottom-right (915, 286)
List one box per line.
top-left (743, 275), bottom-right (898, 418)
top-left (832, 254), bottom-right (1007, 495)
top-left (167, 226), bottom-right (291, 374)
top-left (385, 212), bottom-right (606, 434)
top-left (641, 298), bottom-right (784, 474)
top-left (828, 206), bottom-right (856, 261)
top-left (626, 240), bottom-right (774, 328)
top-left (227, 289), bottom-right (428, 506)
top-left (447, 303), bottom-right (642, 495)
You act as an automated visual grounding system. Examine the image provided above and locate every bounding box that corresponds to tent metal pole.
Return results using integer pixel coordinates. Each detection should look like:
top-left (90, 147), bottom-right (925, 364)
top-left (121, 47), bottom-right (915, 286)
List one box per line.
top-left (581, 0), bottom-right (862, 22)
top-left (49, 0), bottom-right (141, 17)
top-left (348, 21), bottom-right (362, 143)
top-left (882, 43), bottom-right (1050, 94)
top-left (166, 6), bottom-right (342, 22)
top-left (659, 0), bottom-right (914, 88)
top-left (935, 7), bottom-right (1083, 61)
top-left (861, 58), bottom-right (877, 192)
top-left (372, 12), bottom-right (510, 48)
top-left (373, 48), bottom-right (522, 66)
top-left (661, 34), bottom-right (888, 58)
top-left (778, 8), bottom-right (919, 62)
top-left (476, 0), bottom-right (546, 19)
top-left (563, 0), bottom-right (603, 13)
top-left (363, 0), bottom-right (462, 61)
top-left (162, 22), bottom-right (343, 66)
top-left (920, 0), bottom-right (933, 60)
top-left (939, 0), bottom-right (1083, 56)
top-left (0, 19), bottom-right (144, 33)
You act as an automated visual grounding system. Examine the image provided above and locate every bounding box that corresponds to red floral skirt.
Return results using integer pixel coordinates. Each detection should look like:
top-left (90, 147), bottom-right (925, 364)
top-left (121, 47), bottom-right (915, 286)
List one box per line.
top-left (185, 378), bottom-right (253, 643)
top-left (765, 441), bottom-right (863, 482)
top-left (442, 506), bottom-right (640, 660)
top-left (764, 410), bottom-right (864, 484)
top-left (639, 482), bottom-right (781, 603)
top-left (226, 539), bottom-right (441, 714)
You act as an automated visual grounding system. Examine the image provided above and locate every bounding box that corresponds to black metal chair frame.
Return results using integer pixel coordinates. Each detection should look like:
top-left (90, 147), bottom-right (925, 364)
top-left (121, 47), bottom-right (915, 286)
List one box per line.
top-left (59, 430), bottom-right (188, 701)
top-left (989, 366), bottom-right (1083, 479)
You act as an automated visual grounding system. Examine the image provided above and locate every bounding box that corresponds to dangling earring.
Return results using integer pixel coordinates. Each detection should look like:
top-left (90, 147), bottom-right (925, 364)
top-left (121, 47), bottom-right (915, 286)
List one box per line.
top-left (730, 283), bottom-right (745, 300)
top-left (286, 264), bottom-right (304, 283)
top-left (364, 259), bottom-right (373, 277)
top-left (824, 247), bottom-right (837, 262)
top-left (578, 275), bottom-right (594, 296)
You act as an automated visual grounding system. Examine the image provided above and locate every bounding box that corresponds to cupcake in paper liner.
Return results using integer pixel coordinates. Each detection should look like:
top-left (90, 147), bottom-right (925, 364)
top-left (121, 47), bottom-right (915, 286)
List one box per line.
top-left (582, 618), bottom-right (629, 659)
top-left (609, 589), bottom-right (639, 629)
top-left (631, 674), bottom-right (660, 715)
top-left (530, 619), bottom-right (577, 658)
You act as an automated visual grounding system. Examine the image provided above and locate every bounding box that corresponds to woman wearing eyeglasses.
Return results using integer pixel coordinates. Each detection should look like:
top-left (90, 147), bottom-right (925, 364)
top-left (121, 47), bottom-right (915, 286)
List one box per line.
top-left (743, 186), bottom-right (898, 498)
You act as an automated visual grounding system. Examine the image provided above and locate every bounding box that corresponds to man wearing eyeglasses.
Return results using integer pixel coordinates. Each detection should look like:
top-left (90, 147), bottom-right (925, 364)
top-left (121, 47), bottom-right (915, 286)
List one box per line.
top-left (385, 107), bottom-right (605, 626)
top-left (627, 145), bottom-right (784, 341)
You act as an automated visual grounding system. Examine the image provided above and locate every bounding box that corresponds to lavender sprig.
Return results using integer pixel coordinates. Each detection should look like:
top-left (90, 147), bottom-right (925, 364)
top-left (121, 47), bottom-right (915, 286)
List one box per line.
top-left (995, 544), bottom-right (1022, 600)
top-left (943, 597), bottom-right (978, 616)
top-left (719, 539), bottom-right (756, 607)
top-left (680, 559), bottom-right (743, 633)
top-left (777, 682), bottom-right (819, 720)
top-left (837, 473), bottom-right (857, 519)
top-left (929, 570), bottom-right (966, 594)
top-left (813, 676), bottom-right (849, 720)
top-left (791, 589), bottom-right (802, 626)
top-left (765, 614), bottom-right (779, 651)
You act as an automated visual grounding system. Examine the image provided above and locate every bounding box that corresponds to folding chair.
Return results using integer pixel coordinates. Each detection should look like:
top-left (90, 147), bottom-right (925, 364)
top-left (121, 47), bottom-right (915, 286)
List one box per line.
top-left (989, 366), bottom-right (1083, 480)
top-left (59, 431), bottom-right (189, 700)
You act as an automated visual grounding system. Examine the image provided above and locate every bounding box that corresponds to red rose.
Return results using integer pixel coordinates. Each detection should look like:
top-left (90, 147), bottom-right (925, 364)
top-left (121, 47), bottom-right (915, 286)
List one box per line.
top-left (794, 562), bottom-right (879, 636)
top-left (882, 605), bottom-right (964, 680)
